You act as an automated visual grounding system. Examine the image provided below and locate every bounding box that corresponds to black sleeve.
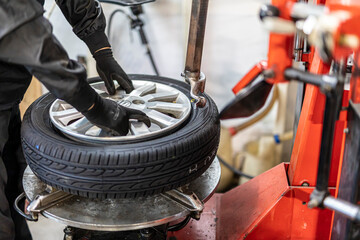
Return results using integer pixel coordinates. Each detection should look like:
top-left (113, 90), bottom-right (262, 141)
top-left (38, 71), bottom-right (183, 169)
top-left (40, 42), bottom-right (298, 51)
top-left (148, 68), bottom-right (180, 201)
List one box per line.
top-left (0, 0), bottom-right (44, 40)
top-left (0, 14), bottom-right (97, 113)
top-left (55, 0), bottom-right (110, 53)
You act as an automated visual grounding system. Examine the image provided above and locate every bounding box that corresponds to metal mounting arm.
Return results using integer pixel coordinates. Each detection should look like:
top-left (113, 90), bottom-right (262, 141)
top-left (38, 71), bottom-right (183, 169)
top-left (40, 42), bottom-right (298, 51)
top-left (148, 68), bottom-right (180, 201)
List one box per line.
top-left (183, 0), bottom-right (209, 108)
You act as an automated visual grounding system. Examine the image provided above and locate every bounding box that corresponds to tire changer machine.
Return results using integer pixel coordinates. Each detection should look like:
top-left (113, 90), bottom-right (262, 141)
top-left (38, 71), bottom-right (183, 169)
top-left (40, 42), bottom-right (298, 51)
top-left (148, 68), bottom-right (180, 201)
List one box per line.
top-left (15, 0), bottom-right (360, 239)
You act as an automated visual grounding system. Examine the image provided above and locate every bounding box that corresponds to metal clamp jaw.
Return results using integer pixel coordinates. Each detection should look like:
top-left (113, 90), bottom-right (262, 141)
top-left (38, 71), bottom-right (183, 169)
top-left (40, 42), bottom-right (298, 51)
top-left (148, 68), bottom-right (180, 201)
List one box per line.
top-left (14, 187), bottom-right (73, 221)
top-left (162, 188), bottom-right (204, 220)
top-left (182, 71), bottom-right (207, 108)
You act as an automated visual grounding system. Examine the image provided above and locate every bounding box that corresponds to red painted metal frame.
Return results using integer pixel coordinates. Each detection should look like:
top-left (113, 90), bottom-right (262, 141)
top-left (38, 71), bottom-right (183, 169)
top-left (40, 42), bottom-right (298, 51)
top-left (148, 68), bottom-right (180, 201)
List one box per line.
top-left (265, 0), bottom-right (296, 84)
top-left (170, 0), bottom-right (360, 239)
top-left (170, 164), bottom-right (335, 240)
top-left (232, 61), bottom-right (267, 95)
top-left (246, 187), bottom-right (335, 240)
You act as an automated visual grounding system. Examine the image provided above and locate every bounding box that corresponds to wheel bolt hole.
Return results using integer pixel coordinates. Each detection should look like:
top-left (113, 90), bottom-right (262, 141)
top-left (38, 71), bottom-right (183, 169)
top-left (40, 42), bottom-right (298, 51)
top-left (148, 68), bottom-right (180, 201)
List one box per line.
top-left (132, 99), bottom-right (145, 105)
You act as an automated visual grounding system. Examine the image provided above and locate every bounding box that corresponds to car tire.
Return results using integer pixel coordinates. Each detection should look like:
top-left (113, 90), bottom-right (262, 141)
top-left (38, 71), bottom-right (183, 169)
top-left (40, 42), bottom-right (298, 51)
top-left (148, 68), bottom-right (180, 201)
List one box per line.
top-left (21, 75), bottom-right (220, 198)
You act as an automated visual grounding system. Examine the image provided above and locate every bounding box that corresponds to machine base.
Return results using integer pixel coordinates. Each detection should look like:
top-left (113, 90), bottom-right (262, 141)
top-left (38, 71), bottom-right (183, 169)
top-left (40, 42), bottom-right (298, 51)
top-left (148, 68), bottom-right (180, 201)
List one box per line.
top-left (169, 163), bottom-right (335, 240)
top-left (23, 158), bottom-right (220, 232)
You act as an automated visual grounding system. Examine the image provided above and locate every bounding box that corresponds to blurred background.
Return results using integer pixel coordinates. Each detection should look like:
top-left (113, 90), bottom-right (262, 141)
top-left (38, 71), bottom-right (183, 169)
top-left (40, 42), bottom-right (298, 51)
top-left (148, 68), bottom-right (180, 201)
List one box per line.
top-left (42, 0), bottom-right (269, 110)
top-left (23, 0), bottom-right (299, 238)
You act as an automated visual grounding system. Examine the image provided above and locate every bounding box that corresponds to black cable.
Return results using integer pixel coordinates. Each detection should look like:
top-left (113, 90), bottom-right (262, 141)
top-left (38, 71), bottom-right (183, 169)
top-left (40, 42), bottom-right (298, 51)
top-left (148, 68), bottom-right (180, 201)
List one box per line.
top-left (107, 7), bottom-right (160, 75)
top-left (130, 7), bottom-right (160, 76)
top-left (217, 155), bottom-right (254, 179)
top-left (168, 216), bottom-right (191, 232)
top-left (107, 9), bottom-right (132, 39)
top-left (137, 23), bottom-right (160, 75)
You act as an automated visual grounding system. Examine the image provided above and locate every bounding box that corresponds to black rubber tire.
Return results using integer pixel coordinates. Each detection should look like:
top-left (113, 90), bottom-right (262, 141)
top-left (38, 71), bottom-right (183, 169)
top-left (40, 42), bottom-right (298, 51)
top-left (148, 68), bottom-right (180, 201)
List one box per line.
top-left (21, 75), bottom-right (220, 199)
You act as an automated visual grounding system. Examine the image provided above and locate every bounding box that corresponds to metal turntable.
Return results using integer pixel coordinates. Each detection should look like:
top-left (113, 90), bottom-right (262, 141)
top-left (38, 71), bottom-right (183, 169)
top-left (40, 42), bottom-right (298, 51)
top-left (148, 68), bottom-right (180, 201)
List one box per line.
top-left (16, 158), bottom-right (220, 239)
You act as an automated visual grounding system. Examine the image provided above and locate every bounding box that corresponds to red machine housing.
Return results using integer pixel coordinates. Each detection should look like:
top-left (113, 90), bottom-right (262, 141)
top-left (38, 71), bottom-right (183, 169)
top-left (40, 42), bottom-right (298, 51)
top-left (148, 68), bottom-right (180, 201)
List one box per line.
top-left (170, 0), bottom-right (360, 239)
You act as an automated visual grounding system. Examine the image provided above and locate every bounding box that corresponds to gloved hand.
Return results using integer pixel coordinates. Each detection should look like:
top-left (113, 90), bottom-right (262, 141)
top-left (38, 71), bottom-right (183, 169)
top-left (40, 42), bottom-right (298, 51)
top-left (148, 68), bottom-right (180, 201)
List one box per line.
top-left (94, 48), bottom-right (134, 95)
top-left (82, 94), bottom-right (151, 136)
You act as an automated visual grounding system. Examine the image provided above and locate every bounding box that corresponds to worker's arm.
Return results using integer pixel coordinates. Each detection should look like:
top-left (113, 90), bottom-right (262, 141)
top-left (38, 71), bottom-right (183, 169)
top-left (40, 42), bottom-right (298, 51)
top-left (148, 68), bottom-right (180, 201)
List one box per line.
top-left (0, 1), bottom-right (149, 135)
top-left (55, 0), bottom-right (133, 95)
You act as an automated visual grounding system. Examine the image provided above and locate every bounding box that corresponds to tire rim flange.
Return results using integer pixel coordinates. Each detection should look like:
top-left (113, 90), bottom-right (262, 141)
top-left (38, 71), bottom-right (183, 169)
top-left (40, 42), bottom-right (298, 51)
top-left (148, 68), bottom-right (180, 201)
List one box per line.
top-left (49, 80), bottom-right (192, 143)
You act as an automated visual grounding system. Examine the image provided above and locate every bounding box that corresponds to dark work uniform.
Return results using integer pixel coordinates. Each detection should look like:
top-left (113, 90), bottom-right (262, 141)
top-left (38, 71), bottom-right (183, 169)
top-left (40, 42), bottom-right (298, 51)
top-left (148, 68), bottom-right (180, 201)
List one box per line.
top-left (0, 0), bottom-right (109, 239)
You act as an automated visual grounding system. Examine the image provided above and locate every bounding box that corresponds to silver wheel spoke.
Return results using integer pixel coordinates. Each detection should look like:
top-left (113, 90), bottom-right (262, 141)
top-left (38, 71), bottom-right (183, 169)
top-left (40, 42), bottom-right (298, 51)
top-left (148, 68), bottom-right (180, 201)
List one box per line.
top-left (66, 117), bottom-right (93, 134)
top-left (130, 83), bottom-right (156, 97)
top-left (145, 109), bottom-right (179, 128)
top-left (130, 122), bottom-right (151, 135)
top-left (85, 126), bottom-right (103, 137)
top-left (143, 92), bottom-right (179, 102)
top-left (55, 112), bottom-right (83, 126)
top-left (147, 102), bottom-right (187, 118)
top-left (52, 108), bottom-right (78, 117)
top-left (94, 88), bottom-right (106, 94)
top-left (59, 103), bottom-right (73, 110)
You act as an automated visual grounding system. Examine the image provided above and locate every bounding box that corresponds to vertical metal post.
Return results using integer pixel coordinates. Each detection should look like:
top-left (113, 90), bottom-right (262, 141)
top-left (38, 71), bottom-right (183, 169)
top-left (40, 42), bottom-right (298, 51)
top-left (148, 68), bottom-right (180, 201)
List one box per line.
top-left (314, 93), bottom-right (340, 191)
top-left (294, 0), bottom-right (307, 62)
top-left (294, 33), bottom-right (304, 62)
top-left (309, 64), bottom-right (345, 208)
top-left (185, 0), bottom-right (209, 78)
top-left (183, 0), bottom-right (209, 107)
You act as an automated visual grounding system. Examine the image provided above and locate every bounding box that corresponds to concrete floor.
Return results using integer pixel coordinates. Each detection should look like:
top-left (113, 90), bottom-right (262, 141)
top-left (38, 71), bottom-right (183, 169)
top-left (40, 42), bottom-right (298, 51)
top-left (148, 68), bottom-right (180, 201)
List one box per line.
top-left (28, 0), bottom-right (271, 238)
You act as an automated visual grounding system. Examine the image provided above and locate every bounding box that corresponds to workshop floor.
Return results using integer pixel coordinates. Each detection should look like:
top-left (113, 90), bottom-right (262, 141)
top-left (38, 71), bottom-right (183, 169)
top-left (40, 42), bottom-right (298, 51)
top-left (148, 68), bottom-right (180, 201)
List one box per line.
top-left (27, 0), bottom-right (268, 238)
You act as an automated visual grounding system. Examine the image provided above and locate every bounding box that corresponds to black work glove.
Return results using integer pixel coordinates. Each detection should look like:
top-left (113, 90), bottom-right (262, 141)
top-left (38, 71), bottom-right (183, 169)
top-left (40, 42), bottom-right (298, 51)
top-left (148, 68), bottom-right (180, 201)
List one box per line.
top-left (83, 32), bottom-right (133, 95)
top-left (93, 48), bottom-right (134, 95)
top-left (82, 95), bottom-right (151, 136)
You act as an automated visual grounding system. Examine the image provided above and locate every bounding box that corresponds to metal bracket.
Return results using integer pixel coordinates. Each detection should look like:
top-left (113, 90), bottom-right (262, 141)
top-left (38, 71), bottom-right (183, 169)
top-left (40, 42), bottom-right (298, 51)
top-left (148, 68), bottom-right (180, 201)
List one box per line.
top-left (14, 192), bottom-right (37, 222)
top-left (161, 188), bottom-right (204, 220)
top-left (182, 71), bottom-right (207, 108)
top-left (27, 189), bottom-right (73, 214)
top-left (15, 186), bottom-right (73, 221)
